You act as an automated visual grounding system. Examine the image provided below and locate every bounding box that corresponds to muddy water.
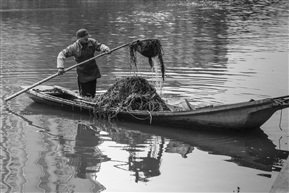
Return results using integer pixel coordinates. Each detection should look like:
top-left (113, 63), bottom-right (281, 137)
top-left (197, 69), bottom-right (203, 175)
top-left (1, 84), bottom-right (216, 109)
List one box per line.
top-left (1, 0), bottom-right (288, 192)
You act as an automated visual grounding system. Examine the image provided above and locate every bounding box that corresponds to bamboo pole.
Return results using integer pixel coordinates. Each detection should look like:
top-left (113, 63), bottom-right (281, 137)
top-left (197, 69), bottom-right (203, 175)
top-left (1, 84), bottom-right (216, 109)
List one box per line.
top-left (5, 40), bottom-right (140, 102)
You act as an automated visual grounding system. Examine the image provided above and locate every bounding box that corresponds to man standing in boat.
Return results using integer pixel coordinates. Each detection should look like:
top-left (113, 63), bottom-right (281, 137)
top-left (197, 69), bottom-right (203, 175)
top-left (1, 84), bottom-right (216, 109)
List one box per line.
top-left (57, 29), bottom-right (110, 98)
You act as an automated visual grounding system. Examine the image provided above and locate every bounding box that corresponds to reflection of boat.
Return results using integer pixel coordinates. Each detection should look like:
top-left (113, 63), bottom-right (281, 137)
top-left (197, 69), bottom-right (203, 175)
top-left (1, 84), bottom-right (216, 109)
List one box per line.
top-left (22, 85), bottom-right (289, 131)
top-left (104, 122), bottom-right (289, 173)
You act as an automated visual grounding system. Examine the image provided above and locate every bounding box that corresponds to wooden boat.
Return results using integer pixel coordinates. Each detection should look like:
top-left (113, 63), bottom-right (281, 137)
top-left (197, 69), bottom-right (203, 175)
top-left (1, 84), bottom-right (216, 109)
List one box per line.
top-left (22, 85), bottom-right (289, 131)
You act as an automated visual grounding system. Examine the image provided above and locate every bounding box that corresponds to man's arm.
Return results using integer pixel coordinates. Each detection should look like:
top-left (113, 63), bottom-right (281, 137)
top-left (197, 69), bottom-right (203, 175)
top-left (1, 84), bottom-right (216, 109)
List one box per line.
top-left (93, 39), bottom-right (110, 53)
top-left (57, 43), bottom-right (77, 75)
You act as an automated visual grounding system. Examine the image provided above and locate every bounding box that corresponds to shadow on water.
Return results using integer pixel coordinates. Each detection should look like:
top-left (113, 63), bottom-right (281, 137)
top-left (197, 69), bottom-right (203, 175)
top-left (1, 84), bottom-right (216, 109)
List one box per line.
top-left (22, 102), bottom-right (289, 175)
top-left (122, 123), bottom-right (289, 172)
top-left (102, 121), bottom-right (289, 175)
top-left (62, 124), bottom-right (109, 192)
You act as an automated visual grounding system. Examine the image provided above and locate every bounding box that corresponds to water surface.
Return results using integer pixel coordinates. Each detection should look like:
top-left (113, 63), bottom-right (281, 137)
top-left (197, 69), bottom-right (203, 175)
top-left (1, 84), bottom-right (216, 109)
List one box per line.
top-left (1, 0), bottom-right (288, 192)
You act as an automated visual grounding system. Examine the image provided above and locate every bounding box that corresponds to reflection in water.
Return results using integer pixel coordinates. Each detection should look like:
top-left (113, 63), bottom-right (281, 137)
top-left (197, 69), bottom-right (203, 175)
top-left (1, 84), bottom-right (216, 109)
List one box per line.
top-left (0, 103), bottom-right (288, 192)
top-left (128, 151), bottom-right (161, 183)
top-left (61, 124), bottom-right (110, 192)
top-left (66, 125), bottom-right (105, 174)
top-left (23, 103), bottom-right (289, 174)
top-left (166, 141), bottom-right (194, 158)
top-left (102, 120), bottom-right (288, 173)
top-left (0, 111), bottom-right (28, 193)
top-left (105, 124), bottom-right (163, 182)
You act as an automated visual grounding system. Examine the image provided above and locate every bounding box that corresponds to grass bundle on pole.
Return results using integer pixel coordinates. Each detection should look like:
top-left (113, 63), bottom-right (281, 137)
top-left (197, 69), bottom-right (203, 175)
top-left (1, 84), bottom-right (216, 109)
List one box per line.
top-left (129, 39), bottom-right (165, 81)
top-left (91, 76), bottom-right (169, 119)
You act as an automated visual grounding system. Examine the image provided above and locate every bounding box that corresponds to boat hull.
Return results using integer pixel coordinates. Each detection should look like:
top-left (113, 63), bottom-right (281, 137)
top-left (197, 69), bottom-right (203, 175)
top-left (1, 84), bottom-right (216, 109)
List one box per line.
top-left (118, 100), bottom-right (281, 131)
top-left (23, 85), bottom-right (289, 131)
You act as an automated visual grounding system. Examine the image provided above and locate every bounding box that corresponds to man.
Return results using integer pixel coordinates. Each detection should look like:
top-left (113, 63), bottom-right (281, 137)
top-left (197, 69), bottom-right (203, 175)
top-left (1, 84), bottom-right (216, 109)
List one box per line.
top-left (57, 29), bottom-right (110, 98)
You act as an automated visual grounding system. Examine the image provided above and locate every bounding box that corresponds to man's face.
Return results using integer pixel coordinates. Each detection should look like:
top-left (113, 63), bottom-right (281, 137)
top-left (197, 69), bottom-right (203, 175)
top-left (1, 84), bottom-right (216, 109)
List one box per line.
top-left (79, 35), bottom-right (89, 44)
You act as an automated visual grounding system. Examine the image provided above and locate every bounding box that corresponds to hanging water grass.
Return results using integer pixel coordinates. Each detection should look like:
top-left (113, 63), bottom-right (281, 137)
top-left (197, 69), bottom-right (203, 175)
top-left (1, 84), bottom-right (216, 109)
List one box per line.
top-left (90, 76), bottom-right (170, 119)
top-left (129, 39), bottom-right (165, 81)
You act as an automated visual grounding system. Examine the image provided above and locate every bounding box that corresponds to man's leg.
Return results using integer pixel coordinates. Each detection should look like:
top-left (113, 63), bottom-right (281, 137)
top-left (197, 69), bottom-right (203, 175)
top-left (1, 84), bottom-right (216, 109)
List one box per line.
top-left (78, 79), bottom-right (97, 98)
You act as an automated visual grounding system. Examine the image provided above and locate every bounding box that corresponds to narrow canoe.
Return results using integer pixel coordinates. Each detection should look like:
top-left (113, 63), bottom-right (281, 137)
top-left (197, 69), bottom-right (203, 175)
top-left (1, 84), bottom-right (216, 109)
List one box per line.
top-left (22, 85), bottom-right (289, 131)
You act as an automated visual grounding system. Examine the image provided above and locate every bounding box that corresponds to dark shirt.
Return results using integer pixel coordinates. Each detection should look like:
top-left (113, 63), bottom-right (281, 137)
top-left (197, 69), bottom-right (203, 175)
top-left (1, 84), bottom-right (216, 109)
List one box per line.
top-left (57, 38), bottom-right (106, 82)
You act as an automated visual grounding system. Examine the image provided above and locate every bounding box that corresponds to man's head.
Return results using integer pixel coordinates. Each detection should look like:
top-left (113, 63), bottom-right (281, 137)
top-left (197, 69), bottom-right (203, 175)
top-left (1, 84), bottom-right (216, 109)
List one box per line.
top-left (76, 29), bottom-right (91, 44)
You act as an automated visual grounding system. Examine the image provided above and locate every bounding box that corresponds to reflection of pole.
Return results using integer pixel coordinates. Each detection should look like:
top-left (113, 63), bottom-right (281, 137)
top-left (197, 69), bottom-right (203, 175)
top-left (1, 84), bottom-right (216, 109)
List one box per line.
top-left (5, 108), bottom-right (46, 130)
top-left (278, 136), bottom-right (282, 150)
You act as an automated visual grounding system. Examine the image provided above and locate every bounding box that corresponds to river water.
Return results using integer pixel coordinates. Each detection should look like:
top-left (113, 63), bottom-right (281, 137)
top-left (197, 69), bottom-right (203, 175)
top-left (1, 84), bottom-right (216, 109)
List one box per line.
top-left (1, 0), bottom-right (288, 192)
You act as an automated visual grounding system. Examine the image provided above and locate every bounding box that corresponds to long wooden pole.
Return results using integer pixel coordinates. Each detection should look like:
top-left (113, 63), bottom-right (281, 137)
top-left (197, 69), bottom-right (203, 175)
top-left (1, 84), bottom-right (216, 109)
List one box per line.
top-left (5, 40), bottom-right (139, 102)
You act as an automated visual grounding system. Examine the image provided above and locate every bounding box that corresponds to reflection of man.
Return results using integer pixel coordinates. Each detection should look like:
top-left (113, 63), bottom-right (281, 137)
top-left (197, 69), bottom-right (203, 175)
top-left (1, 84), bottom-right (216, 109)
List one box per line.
top-left (65, 124), bottom-right (110, 180)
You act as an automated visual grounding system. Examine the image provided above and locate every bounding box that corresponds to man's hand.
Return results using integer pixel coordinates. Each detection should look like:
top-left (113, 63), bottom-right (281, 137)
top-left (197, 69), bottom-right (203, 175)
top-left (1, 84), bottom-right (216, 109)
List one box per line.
top-left (58, 68), bottom-right (65, 75)
top-left (105, 49), bottom-right (111, 54)
top-left (100, 45), bottom-right (111, 54)
top-left (104, 47), bottom-right (111, 54)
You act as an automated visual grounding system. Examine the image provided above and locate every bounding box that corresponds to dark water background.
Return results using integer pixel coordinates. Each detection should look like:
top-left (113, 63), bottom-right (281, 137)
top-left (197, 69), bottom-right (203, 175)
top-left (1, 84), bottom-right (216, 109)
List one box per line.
top-left (1, 0), bottom-right (288, 192)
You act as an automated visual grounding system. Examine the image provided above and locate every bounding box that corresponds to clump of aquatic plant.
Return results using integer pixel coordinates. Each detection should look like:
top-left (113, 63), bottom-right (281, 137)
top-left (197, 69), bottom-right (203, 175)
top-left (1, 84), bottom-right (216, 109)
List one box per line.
top-left (90, 76), bottom-right (169, 119)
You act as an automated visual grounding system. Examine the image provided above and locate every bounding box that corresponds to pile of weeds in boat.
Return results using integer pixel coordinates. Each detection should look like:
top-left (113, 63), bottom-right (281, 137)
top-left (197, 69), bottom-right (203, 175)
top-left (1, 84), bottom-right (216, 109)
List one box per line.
top-left (90, 76), bottom-right (170, 119)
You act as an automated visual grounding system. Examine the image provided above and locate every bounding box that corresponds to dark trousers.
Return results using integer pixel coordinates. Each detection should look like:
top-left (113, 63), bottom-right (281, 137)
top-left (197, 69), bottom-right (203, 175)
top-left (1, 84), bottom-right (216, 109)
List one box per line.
top-left (78, 79), bottom-right (97, 98)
